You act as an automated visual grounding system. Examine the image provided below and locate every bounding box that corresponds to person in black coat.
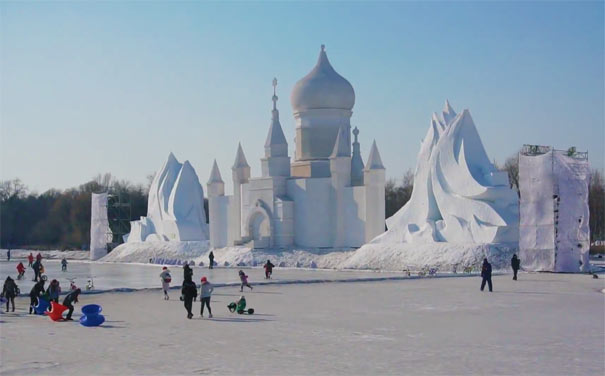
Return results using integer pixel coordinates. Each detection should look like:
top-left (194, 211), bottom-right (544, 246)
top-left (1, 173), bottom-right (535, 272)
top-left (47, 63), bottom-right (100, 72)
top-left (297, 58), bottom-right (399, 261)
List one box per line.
top-left (62, 288), bottom-right (81, 320)
top-left (32, 260), bottom-right (41, 282)
top-left (2, 276), bottom-right (18, 312)
top-left (208, 251), bottom-right (214, 269)
top-left (480, 258), bottom-right (493, 292)
top-left (511, 254), bottom-right (521, 281)
top-left (181, 278), bottom-right (197, 319)
top-left (183, 263), bottom-right (194, 281)
top-left (29, 279), bottom-right (46, 314)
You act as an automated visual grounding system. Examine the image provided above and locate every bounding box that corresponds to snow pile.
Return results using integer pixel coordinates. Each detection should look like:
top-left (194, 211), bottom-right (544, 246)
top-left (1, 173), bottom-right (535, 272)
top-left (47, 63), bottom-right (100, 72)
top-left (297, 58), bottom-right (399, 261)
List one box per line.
top-left (100, 241), bottom-right (210, 263)
top-left (193, 247), bottom-right (355, 269)
top-left (125, 153), bottom-right (208, 243)
top-left (341, 242), bottom-right (516, 271)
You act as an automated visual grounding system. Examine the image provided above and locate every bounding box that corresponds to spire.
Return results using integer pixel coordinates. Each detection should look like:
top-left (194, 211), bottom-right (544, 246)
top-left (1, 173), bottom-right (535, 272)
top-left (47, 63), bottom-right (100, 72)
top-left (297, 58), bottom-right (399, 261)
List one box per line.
top-left (442, 99), bottom-right (457, 125)
top-left (207, 159), bottom-right (223, 184)
top-left (264, 78), bottom-right (287, 153)
top-left (233, 143), bottom-right (250, 169)
top-left (365, 140), bottom-right (385, 170)
top-left (330, 123), bottom-right (349, 158)
top-left (351, 127), bottom-right (365, 186)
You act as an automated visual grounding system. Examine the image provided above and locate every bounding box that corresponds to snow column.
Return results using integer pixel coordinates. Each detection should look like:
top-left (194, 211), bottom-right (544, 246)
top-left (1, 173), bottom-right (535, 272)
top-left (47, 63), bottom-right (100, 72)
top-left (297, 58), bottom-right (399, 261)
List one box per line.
top-left (90, 193), bottom-right (112, 261)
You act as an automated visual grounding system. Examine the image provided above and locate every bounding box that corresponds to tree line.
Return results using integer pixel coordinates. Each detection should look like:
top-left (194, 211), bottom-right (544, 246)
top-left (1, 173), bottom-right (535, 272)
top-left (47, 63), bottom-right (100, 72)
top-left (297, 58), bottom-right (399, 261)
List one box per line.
top-left (0, 161), bottom-right (603, 250)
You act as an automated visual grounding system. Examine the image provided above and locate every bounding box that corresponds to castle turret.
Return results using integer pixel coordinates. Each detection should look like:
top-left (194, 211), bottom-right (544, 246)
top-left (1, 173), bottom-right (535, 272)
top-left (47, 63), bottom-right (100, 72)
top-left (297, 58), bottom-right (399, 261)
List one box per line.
top-left (232, 143), bottom-right (250, 242)
top-left (330, 124), bottom-right (352, 247)
top-left (262, 78), bottom-right (290, 178)
top-left (207, 160), bottom-right (226, 248)
top-left (350, 126), bottom-right (364, 186)
top-left (364, 140), bottom-right (386, 242)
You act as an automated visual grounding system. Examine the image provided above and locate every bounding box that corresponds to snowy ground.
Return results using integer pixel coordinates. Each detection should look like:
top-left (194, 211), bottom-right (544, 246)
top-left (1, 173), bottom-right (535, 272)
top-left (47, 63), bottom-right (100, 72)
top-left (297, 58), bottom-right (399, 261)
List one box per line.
top-left (1, 272), bottom-right (603, 375)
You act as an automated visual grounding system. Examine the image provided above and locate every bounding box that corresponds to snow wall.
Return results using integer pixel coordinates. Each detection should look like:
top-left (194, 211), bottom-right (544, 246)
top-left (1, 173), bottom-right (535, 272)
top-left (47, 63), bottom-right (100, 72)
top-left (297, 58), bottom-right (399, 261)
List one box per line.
top-left (519, 149), bottom-right (590, 272)
top-left (90, 193), bottom-right (112, 261)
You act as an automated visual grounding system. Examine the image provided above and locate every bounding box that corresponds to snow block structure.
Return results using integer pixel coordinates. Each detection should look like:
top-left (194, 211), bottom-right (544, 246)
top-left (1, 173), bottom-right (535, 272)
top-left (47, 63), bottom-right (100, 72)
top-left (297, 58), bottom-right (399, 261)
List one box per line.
top-left (207, 46), bottom-right (385, 250)
top-left (345, 102), bottom-right (519, 270)
top-left (90, 193), bottom-right (112, 261)
top-left (378, 101), bottom-right (519, 245)
top-left (519, 145), bottom-right (590, 272)
top-left (125, 153), bottom-right (208, 243)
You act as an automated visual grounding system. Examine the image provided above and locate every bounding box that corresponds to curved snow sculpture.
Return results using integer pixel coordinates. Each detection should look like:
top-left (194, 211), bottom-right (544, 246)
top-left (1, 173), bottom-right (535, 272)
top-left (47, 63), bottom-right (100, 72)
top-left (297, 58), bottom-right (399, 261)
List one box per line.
top-left (376, 101), bottom-right (518, 245)
top-left (125, 153), bottom-right (209, 242)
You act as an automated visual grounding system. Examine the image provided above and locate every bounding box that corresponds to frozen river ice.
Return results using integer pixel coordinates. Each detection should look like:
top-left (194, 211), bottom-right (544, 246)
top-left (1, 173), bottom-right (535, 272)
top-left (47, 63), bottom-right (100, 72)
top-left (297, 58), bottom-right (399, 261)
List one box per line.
top-left (1, 271), bottom-right (603, 375)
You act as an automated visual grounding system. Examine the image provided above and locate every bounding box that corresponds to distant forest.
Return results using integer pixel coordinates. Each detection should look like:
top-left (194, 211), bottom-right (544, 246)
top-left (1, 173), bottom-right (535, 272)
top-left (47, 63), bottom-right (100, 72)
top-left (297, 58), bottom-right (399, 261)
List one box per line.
top-left (0, 161), bottom-right (603, 250)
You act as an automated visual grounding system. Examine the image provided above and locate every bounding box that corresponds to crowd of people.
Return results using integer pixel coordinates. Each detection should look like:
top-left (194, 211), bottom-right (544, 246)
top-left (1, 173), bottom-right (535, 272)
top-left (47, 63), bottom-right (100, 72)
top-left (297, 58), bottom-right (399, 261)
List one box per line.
top-left (2, 252), bottom-right (80, 319)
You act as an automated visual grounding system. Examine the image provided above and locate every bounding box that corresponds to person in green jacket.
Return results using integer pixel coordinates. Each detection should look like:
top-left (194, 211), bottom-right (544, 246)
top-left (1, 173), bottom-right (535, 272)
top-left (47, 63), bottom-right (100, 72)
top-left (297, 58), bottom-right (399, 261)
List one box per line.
top-left (228, 295), bottom-right (247, 314)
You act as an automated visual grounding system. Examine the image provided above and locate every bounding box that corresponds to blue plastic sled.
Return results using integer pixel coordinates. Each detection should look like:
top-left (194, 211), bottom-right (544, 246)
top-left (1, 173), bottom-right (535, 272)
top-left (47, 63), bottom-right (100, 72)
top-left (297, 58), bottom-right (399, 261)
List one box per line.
top-left (34, 297), bottom-right (50, 315)
top-left (79, 304), bottom-right (105, 327)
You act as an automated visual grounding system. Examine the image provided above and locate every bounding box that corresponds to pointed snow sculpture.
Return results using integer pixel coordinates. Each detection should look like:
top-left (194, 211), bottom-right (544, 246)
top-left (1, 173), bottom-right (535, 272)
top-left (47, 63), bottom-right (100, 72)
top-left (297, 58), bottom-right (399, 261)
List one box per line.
top-left (262, 78), bottom-right (291, 177)
top-left (351, 127), bottom-right (364, 186)
top-left (125, 153), bottom-right (208, 242)
top-left (375, 101), bottom-right (518, 245)
top-left (365, 140), bottom-right (385, 170)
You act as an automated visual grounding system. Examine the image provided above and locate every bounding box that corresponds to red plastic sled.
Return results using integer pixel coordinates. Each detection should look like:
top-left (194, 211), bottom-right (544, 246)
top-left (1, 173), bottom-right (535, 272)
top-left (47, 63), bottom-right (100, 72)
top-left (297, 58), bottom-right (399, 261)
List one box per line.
top-left (45, 301), bottom-right (68, 321)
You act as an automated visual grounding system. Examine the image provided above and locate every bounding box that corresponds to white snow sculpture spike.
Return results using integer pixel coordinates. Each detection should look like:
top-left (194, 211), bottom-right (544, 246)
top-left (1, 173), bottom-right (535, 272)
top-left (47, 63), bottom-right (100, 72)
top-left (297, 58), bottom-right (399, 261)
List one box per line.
top-left (233, 143), bottom-right (250, 169)
top-left (126, 153), bottom-right (209, 243)
top-left (365, 140), bottom-right (385, 170)
top-left (442, 100), bottom-right (457, 125)
top-left (207, 159), bottom-right (223, 184)
top-left (330, 123), bottom-right (350, 158)
top-left (377, 103), bottom-right (518, 245)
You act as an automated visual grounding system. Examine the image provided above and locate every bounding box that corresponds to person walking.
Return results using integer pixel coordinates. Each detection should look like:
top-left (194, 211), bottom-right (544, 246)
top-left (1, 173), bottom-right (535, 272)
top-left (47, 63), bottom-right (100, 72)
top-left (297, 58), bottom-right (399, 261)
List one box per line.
top-left (183, 263), bottom-right (193, 281)
top-left (29, 279), bottom-right (46, 314)
top-left (160, 267), bottom-right (171, 300)
top-left (16, 262), bottom-right (26, 280)
top-left (61, 257), bottom-right (68, 272)
top-left (480, 258), bottom-right (493, 292)
top-left (181, 277), bottom-right (197, 319)
top-left (511, 254), bottom-right (520, 281)
top-left (31, 259), bottom-right (41, 282)
top-left (200, 276), bottom-right (214, 318)
top-left (27, 252), bottom-right (34, 267)
top-left (263, 260), bottom-right (275, 279)
top-left (6, 249), bottom-right (10, 262)
top-left (36, 252), bottom-right (42, 263)
top-left (208, 251), bottom-right (214, 269)
top-left (238, 270), bottom-right (253, 292)
top-left (47, 279), bottom-right (61, 303)
top-left (62, 288), bottom-right (81, 320)
top-left (2, 276), bottom-right (18, 312)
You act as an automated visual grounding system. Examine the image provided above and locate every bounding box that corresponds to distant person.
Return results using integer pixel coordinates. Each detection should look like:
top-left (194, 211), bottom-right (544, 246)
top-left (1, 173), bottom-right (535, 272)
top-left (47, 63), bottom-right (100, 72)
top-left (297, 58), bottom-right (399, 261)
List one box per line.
top-left (62, 288), bottom-right (81, 320)
top-left (238, 270), bottom-right (253, 292)
top-left (6, 249), bottom-right (10, 261)
top-left (47, 279), bottom-right (61, 303)
top-left (36, 252), bottom-right (42, 262)
top-left (181, 277), bottom-right (197, 319)
top-left (183, 263), bottom-right (193, 281)
top-left (16, 262), bottom-right (26, 280)
top-left (27, 252), bottom-right (34, 267)
top-left (29, 279), bottom-right (46, 314)
top-left (200, 276), bottom-right (213, 318)
top-left (160, 267), bottom-right (171, 300)
top-left (480, 258), bottom-right (493, 292)
top-left (61, 257), bottom-right (68, 272)
top-left (264, 260), bottom-right (275, 279)
top-left (32, 259), bottom-right (41, 282)
top-left (2, 276), bottom-right (18, 312)
top-left (511, 254), bottom-right (520, 281)
top-left (208, 251), bottom-right (214, 269)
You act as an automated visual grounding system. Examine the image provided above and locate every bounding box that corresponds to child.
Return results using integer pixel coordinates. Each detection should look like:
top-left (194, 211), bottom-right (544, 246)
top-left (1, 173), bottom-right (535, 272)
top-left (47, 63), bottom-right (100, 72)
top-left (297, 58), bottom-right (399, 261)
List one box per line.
top-left (61, 257), bottom-right (68, 272)
top-left (238, 270), bottom-right (253, 292)
top-left (16, 262), bottom-right (26, 280)
top-left (263, 260), bottom-right (275, 279)
top-left (200, 276), bottom-right (214, 318)
top-left (160, 267), bottom-right (171, 300)
top-left (29, 279), bottom-right (46, 314)
top-left (181, 278), bottom-right (197, 319)
top-left (227, 296), bottom-right (248, 314)
top-left (47, 279), bottom-right (61, 303)
top-left (2, 276), bottom-right (18, 312)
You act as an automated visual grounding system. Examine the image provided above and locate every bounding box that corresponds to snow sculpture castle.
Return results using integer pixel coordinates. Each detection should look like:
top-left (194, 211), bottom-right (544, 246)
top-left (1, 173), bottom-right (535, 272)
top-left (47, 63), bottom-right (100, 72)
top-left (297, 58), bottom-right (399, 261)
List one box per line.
top-left (207, 46), bottom-right (385, 249)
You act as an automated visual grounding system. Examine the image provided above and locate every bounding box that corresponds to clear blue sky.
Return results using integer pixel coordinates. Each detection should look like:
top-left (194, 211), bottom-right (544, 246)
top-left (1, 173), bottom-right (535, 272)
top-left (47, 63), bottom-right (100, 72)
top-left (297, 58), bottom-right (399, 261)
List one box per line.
top-left (1, 1), bottom-right (603, 193)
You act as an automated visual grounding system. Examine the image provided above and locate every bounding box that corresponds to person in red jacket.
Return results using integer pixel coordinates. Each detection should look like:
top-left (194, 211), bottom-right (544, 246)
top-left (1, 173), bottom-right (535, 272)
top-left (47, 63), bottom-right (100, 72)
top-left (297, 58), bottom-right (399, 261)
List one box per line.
top-left (16, 262), bottom-right (26, 280)
top-left (27, 253), bottom-right (34, 267)
top-left (36, 252), bottom-right (42, 262)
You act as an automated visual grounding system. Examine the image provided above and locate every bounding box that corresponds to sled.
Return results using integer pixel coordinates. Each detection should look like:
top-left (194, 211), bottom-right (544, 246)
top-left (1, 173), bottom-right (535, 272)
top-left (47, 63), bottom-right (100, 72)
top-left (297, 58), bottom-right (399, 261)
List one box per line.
top-left (45, 301), bottom-right (69, 321)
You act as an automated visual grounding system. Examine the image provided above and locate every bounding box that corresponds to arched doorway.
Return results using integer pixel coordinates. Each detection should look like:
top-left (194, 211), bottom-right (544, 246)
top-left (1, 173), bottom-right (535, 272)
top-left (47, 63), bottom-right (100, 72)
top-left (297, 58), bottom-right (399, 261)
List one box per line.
top-left (245, 202), bottom-right (272, 249)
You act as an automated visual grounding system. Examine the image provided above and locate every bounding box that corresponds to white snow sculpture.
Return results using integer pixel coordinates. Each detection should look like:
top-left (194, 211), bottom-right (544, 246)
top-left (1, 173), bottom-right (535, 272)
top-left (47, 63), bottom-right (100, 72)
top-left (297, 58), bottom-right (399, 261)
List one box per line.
top-left (376, 101), bottom-right (518, 245)
top-left (125, 153), bottom-right (209, 243)
top-left (90, 192), bottom-right (112, 260)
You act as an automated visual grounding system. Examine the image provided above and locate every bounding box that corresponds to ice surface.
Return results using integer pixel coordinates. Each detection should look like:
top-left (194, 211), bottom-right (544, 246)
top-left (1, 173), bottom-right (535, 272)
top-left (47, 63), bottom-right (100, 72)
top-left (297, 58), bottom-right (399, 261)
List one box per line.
top-left (1, 271), bottom-right (602, 375)
top-left (126, 153), bottom-right (208, 243)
